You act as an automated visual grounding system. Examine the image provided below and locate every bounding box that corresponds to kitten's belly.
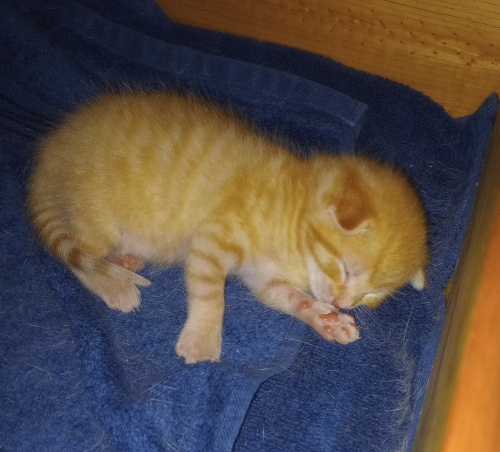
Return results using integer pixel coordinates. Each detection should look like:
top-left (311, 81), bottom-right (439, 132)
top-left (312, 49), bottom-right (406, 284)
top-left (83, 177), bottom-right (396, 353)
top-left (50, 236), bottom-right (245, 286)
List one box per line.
top-left (115, 229), bottom-right (188, 266)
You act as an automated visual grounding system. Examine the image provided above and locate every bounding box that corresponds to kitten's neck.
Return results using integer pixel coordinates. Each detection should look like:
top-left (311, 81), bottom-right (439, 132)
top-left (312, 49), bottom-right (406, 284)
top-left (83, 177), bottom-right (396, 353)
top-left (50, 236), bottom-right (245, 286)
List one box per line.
top-left (242, 147), bottom-right (316, 268)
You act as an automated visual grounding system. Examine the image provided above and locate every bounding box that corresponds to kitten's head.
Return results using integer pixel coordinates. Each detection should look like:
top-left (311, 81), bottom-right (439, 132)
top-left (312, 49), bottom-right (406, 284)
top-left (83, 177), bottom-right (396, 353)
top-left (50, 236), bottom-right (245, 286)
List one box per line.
top-left (305, 156), bottom-right (427, 310)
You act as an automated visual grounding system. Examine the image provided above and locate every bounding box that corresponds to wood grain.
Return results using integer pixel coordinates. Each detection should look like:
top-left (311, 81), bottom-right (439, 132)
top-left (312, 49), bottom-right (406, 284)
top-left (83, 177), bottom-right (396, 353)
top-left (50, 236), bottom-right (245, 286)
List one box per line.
top-left (444, 172), bottom-right (500, 450)
top-left (413, 112), bottom-right (500, 452)
top-left (157, 0), bottom-right (500, 118)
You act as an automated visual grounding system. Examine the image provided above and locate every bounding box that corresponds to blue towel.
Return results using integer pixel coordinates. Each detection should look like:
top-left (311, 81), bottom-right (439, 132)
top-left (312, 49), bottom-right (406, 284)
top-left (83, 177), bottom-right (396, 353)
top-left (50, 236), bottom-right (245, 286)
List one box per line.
top-left (0, 1), bottom-right (497, 451)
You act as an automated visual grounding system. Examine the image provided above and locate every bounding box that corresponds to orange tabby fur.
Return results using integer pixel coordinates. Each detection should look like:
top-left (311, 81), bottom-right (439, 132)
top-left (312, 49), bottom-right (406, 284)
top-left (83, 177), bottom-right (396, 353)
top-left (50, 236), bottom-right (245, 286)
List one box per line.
top-left (29, 91), bottom-right (428, 363)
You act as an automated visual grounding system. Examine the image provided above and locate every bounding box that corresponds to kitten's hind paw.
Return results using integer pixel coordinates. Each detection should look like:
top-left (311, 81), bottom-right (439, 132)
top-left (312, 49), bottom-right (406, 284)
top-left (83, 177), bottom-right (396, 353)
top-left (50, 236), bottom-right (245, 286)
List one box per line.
top-left (73, 263), bottom-right (150, 313)
top-left (101, 280), bottom-right (143, 313)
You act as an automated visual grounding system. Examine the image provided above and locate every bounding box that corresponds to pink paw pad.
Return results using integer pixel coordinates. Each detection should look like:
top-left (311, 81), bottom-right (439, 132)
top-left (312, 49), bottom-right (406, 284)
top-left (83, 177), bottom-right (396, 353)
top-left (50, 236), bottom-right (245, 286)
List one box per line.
top-left (299, 300), bottom-right (310, 310)
top-left (319, 312), bottom-right (339, 322)
top-left (314, 306), bottom-right (359, 344)
top-left (323, 324), bottom-right (334, 336)
top-left (322, 323), bottom-right (357, 342)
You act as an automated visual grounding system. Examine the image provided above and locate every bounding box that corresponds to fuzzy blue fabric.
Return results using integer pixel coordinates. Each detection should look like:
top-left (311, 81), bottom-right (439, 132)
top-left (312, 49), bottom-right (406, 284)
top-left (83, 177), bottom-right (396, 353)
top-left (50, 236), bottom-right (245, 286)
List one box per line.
top-left (0, 1), bottom-right (497, 451)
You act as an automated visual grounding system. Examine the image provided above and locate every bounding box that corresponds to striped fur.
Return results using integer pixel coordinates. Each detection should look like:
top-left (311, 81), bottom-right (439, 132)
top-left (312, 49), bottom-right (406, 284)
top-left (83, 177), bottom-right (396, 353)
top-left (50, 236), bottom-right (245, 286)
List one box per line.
top-left (29, 91), bottom-right (428, 363)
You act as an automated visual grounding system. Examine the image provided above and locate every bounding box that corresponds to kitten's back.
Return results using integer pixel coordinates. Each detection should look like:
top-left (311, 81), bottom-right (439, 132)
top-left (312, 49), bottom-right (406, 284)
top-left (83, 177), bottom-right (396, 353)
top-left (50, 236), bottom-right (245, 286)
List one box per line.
top-left (28, 91), bottom-right (302, 309)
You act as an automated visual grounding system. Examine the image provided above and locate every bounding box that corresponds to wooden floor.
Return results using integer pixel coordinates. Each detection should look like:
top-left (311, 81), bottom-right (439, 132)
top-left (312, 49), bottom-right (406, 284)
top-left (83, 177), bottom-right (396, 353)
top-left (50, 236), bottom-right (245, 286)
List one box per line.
top-left (156, 1), bottom-right (500, 451)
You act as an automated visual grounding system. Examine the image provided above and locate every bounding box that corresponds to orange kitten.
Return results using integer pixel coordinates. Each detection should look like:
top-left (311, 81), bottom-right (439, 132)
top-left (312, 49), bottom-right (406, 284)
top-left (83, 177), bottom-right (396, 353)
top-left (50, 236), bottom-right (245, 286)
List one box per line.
top-left (29, 91), bottom-right (428, 364)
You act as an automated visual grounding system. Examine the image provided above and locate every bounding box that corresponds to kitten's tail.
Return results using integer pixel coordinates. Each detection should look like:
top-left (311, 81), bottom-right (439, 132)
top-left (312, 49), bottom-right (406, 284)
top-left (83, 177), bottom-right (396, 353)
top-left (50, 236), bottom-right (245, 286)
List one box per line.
top-left (29, 198), bottom-right (150, 312)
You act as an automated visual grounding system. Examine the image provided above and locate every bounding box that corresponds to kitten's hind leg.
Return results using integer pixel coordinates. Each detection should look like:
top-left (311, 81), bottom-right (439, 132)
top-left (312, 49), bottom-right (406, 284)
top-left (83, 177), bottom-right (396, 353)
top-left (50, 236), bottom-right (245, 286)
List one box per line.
top-left (243, 275), bottom-right (359, 344)
top-left (73, 264), bottom-right (150, 313)
top-left (69, 229), bottom-right (150, 312)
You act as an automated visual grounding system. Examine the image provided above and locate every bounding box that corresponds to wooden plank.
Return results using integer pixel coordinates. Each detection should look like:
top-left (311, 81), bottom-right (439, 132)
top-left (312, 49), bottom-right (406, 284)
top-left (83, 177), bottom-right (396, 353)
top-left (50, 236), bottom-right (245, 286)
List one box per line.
top-left (444, 177), bottom-right (500, 450)
top-left (156, 0), bottom-right (500, 118)
top-left (413, 112), bottom-right (500, 452)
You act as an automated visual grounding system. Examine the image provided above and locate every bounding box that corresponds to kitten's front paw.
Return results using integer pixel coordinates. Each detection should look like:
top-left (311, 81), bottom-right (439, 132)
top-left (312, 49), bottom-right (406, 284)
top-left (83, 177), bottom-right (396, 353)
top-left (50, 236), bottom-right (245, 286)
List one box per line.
top-left (300, 300), bottom-right (359, 344)
top-left (175, 326), bottom-right (222, 364)
top-left (319, 308), bottom-right (359, 344)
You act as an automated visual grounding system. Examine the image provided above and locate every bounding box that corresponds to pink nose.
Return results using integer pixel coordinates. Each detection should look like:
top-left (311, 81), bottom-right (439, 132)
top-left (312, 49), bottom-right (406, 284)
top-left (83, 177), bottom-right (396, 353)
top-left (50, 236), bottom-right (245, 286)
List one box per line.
top-left (332, 292), bottom-right (353, 310)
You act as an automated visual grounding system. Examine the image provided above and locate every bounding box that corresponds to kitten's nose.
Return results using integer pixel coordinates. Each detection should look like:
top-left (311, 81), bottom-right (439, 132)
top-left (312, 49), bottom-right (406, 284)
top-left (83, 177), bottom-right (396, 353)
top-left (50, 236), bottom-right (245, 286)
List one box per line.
top-left (332, 292), bottom-right (353, 310)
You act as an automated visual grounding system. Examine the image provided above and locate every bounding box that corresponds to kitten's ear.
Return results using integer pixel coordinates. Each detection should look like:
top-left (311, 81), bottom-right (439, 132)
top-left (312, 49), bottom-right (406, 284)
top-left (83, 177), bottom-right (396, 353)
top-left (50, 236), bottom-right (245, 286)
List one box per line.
top-left (410, 268), bottom-right (427, 290)
top-left (327, 180), bottom-right (373, 234)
